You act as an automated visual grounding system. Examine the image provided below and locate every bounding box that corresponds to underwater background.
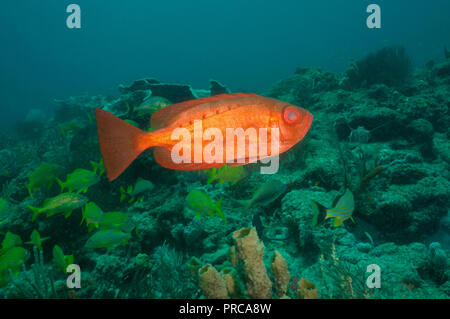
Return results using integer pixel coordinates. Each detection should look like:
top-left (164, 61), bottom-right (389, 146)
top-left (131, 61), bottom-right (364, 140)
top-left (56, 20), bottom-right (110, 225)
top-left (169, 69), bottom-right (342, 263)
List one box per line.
top-left (0, 0), bottom-right (449, 299)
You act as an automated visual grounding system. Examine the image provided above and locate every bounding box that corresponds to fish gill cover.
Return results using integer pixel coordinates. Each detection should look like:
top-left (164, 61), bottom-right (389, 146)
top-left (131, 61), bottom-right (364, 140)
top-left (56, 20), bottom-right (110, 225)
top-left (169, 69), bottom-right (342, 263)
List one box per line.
top-left (0, 0), bottom-right (448, 303)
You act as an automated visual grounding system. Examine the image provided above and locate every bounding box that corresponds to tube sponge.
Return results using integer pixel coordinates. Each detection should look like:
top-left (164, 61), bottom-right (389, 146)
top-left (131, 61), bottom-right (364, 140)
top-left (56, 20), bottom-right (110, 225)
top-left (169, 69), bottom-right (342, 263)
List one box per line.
top-left (187, 256), bottom-right (202, 280)
top-left (297, 278), bottom-right (318, 299)
top-left (232, 227), bottom-right (272, 299)
top-left (199, 264), bottom-right (229, 299)
top-left (220, 267), bottom-right (241, 298)
top-left (229, 245), bottom-right (238, 267)
top-left (270, 250), bottom-right (290, 297)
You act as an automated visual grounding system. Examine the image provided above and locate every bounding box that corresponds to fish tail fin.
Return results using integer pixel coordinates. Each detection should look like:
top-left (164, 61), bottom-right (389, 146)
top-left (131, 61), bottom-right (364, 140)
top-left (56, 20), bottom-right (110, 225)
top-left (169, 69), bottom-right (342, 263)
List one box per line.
top-left (28, 206), bottom-right (41, 222)
top-left (206, 168), bottom-right (217, 184)
top-left (311, 200), bottom-right (328, 227)
top-left (80, 205), bottom-right (86, 225)
top-left (95, 108), bottom-right (156, 181)
top-left (26, 184), bottom-right (32, 198)
top-left (56, 178), bottom-right (65, 192)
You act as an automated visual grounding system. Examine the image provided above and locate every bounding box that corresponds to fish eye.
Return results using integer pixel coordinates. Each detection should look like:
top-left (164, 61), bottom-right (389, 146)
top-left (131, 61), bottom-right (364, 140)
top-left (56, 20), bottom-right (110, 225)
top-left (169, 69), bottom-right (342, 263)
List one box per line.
top-left (283, 106), bottom-right (300, 124)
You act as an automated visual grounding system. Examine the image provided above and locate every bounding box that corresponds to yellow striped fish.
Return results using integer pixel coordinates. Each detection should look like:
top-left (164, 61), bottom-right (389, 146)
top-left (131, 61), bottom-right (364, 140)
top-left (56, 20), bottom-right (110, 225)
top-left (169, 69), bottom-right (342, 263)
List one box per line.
top-left (311, 189), bottom-right (355, 227)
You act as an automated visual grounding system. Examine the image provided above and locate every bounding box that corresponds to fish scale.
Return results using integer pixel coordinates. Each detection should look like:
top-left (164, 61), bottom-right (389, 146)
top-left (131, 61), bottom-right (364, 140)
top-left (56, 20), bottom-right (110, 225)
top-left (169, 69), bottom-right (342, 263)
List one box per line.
top-left (95, 93), bottom-right (313, 181)
top-left (167, 96), bottom-right (264, 129)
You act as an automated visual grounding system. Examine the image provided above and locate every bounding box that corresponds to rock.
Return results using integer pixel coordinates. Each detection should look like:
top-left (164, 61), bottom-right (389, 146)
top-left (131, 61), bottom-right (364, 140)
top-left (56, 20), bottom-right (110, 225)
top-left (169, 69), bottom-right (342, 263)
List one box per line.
top-left (356, 242), bottom-right (373, 253)
top-left (147, 83), bottom-right (197, 103)
top-left (210, 79), bottom-right (230, 96)
top-left (433, 60), bottom-right (450, 78)
top-left (405, 119), bottom-right (434, 144)
top-left (369, 176), bottom-right (450, 241)
top-left (24, 109), bottom-right (47, 124)
top-left (268, 67), bottom-right (338, 105)
top-left (433, 133), bottom-right (450, 163)
top-left (367, 84), bottom-right (391, 101)
top-left (348, 106), bottom-right (405, 141)
top-left (280, 188), bottom-right (340, 249)
top-left (301, 139), bottom-right (343, 189)
top-left (418, 242), bottom-right (449, 285)
top-left (429, 242), bottom-right (447, 273)
top-left (399, 93), bottom-right (449, 133)
top-left (118, 78), bottom-right (160, 94)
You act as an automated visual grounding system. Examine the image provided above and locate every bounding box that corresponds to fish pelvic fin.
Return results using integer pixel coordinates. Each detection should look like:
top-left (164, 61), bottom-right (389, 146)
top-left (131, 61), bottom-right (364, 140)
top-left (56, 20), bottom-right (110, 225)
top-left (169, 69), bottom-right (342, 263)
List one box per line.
top-left (310, 200), bottom-right (327, 227)
top-left (28, 206), bottom-right (41, 222)
top-left (94, 108), bottom-right (157, 181)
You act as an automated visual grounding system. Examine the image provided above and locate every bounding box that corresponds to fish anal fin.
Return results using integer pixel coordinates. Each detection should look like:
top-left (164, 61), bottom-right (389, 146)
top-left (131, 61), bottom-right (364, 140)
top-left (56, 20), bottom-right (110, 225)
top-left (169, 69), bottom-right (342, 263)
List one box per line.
top-left (227, 157), bottom-right (259, 167)
top-left (153, 147), bottom-right (224, 171)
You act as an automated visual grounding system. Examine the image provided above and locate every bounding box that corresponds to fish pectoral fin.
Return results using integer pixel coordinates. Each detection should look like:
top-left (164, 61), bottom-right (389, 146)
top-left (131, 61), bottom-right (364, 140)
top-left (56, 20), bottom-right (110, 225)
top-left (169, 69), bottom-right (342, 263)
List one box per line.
top-left (333, 218), bottom-right (344, 227)
top-left (64, 211), bottom-right (72, 218)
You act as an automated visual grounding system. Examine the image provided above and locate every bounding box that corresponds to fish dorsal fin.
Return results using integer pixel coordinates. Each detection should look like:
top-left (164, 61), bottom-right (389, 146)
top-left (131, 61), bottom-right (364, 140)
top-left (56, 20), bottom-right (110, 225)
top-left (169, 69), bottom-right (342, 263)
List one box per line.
top-left (333, 189), bottom-right (353, 207)
top-left (331, 193), bottom-right (341, 208)
top-left (331, 189), bottom-right (351, 208)
top-left (150, 93), bottom-right (259, 130)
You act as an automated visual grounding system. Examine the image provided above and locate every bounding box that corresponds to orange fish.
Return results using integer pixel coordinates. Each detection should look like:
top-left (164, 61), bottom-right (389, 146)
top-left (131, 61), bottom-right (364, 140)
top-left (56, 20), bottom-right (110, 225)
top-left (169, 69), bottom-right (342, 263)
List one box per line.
top-left (95, 93), bottom-right (313, 181)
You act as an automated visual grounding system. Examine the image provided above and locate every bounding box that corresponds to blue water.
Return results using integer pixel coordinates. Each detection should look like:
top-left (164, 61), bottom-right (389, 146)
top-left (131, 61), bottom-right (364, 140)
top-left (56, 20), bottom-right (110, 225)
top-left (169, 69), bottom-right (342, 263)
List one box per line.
top-left (0, 0), bottom-right (449, 126)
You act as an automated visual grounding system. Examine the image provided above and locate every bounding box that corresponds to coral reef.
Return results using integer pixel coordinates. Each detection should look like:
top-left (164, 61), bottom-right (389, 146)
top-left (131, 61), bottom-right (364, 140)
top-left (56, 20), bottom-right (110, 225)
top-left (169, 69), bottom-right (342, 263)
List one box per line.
top-left (344, 46), bottom-right (413, 88)
top-left (0, 46), bottom-right (449, 299)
